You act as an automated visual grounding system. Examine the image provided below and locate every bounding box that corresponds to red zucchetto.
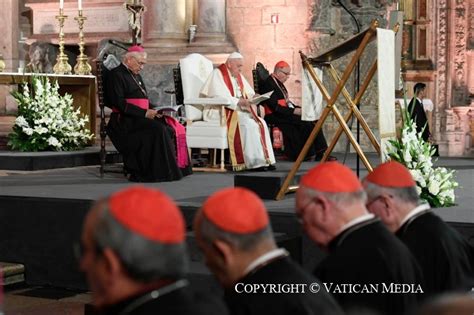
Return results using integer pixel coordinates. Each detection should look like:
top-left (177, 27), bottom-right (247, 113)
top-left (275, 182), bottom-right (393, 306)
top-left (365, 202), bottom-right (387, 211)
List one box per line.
top-left (364, 161), bottom-right (416, 188)
top-left (300, 161), bottom-right (362, 193)
top-left (109, 186), bottom-right (185, 244)
top-left (275, 60), bottom-right (290, 69)
top-left (202, 187), bottom-right (269, 234)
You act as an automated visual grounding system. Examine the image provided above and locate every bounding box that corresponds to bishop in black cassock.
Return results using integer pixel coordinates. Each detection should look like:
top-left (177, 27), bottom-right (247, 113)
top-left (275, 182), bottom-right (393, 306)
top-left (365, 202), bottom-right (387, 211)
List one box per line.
top-left (195, 187), bottom-right (344, 315)
top-left (297, 162), bottom-right (424, 315)
top-left (314, 218), bottom-right (424, 315)
top-left (258, 61), bottom-right (328, 161)
top-left (105, 47), bottom-right (191, 182)
top-left (364, 161), bottom-right (474, 298)
top-left (225, 255), bottom-right (344, 315)
top-left (396, 208), bottom-right (474, 295)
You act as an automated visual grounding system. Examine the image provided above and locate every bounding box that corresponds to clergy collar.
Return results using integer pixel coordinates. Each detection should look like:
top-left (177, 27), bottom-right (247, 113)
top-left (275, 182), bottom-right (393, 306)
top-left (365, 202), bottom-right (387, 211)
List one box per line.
top-left (244, 248), bottom-right (289, 275)
top-left (416, 97), bottom-right (423, 104)
top-left (338, 213), bottom-right (375, 234)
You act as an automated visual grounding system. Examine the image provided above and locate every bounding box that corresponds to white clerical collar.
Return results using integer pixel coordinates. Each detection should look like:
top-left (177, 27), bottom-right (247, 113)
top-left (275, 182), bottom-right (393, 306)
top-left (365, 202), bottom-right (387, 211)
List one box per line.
top-left (400, 203), bottom-right (430, 227)
top-left (245, 248), bottom-right (288, 274)
top-left (338, 213), bottom-right (375, 234)
top-left (416, 97), bottom-right (423, 104)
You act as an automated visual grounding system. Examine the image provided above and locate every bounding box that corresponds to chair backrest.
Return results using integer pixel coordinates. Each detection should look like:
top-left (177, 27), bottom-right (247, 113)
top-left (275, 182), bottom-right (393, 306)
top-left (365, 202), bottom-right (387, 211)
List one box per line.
top-left (179, 53), bottom-right (214, 121)
top-left (180, 53), bottom-right (214, 99)
top-left (253, 62), bottom-right (270, 94)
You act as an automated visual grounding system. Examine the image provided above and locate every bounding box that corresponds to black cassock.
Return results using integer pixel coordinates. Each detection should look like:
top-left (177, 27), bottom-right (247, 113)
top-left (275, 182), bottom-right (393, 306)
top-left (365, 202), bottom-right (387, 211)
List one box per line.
top-left (408, 98), bottom-right (430, 141)
top-left (396, 210), bottom-right (474, 297)
top-left (105, 63), bottom-right (191, 182)
top-left (95, 285), bottom-right (228, 315)
top-left (259, 75), bottom-right (328, 161)
top-left (224, 256), bottom-right (344, 315)
top-left (314, 219), bottom-right (424, 315)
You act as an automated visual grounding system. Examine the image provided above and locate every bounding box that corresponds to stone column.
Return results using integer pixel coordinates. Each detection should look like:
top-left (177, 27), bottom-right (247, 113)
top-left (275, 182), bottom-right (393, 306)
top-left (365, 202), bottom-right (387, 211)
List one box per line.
top-left (468, 104), bottom-right (474, 152)
top-left (0, 0), bottom-right (20, 115)
top-left (143, 0), bottom-right (187, 46)
top-left (452, 106), bottom-right (472, 154)
top-left (194, 0), bottom-right (226, 41)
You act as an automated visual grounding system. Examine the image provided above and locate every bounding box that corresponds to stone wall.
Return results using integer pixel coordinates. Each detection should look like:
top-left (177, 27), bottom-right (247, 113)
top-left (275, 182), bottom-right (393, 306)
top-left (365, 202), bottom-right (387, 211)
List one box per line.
top-left (307, 0), bottom-right (396, 152)
top-left (226, 0), bottom-right (310, 107)
top-left (1, 0), bottom-right (473, 156)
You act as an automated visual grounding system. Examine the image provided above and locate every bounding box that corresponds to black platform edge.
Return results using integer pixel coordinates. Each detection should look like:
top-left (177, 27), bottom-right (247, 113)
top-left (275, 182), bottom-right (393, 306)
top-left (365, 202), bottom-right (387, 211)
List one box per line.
top-left (234, 173), bottom-right (301, 200)
top-left (0, 197), bottom-right (309, 290)
top-left (0, 148), bottom-right (121, 171)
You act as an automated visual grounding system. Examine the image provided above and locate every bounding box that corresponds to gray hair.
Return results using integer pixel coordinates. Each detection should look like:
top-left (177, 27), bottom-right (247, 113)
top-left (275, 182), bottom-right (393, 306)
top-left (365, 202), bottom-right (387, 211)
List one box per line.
top-left (94, 206), bottom-right (188, 282)
top-left (123, 51), bottom-right (147, 61)
top-left (198, 213), bottom-right (274, 251)
top-left (364, 181), bottom-right (420, 205)
top-left (300, 186), bottom-right (368, 206)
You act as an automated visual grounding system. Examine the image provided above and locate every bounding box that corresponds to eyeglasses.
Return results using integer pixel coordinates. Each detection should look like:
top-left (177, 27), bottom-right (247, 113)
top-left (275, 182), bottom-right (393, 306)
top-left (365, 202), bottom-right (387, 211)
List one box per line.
top-left (132, 57), bottom-right (146, 66)
top-left (279, 69), bottom-right (291, 76)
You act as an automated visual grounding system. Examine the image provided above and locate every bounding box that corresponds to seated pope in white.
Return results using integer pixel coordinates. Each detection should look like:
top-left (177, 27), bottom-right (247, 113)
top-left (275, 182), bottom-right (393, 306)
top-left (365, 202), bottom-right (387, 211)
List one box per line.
top-left (199, 52), bottom-right (275, 171)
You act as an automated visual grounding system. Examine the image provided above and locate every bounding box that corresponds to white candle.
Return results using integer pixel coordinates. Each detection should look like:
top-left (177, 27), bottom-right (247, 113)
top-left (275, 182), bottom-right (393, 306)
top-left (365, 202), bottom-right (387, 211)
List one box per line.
top-left (78, 0), bottom-right (82, 10)
top-left (60, 0), bottom-right (64, 9)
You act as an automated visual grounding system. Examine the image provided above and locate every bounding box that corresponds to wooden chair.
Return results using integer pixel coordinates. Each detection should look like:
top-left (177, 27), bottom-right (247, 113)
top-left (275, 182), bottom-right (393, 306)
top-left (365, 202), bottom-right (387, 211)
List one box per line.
top-left (96, 56), bottom-right (123, 177)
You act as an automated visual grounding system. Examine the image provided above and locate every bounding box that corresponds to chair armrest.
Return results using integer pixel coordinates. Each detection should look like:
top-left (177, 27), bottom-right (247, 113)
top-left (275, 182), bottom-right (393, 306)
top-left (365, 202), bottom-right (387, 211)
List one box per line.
top-left (184, 96), bottom-right (231, 106)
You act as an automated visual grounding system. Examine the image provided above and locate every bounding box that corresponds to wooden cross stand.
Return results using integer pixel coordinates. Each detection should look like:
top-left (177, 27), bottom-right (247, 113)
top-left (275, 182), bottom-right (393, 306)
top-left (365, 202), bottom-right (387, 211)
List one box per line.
top-left (275, 20), bottom-right (398, 200)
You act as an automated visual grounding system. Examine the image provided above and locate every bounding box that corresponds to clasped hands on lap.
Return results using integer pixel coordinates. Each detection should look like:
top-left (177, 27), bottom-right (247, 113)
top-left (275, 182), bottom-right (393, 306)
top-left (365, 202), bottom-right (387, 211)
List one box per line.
top-left (237, 98), bottom-right (264, 120)
top-left (145, 109), bottom-right (163, 119)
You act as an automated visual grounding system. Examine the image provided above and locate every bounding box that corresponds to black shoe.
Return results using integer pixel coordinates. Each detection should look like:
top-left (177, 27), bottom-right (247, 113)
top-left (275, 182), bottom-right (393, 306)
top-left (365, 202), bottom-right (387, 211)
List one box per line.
top-left (267, 164), bottom-right (277, 171)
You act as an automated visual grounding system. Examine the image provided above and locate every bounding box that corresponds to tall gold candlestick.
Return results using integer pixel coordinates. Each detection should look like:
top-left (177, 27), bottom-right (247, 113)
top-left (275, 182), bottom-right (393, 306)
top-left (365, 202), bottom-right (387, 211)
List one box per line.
top-left (53, 9), bottom-right (72, 74)
top-left (74, 10), bottom-right (92, 75)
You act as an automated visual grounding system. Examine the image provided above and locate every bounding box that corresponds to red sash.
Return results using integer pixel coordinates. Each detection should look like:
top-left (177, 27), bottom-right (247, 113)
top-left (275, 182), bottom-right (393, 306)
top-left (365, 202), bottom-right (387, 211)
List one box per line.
top-left (264, 75), bottom-right (289, 115)
top-left (264, 99), bottom-right (287, 115)
top-left (218, 64), bottom-right (271, 170)
top-left (164, 116), bottom-right (189, 168)
top-left (218, 64), bottom-right (245, 170)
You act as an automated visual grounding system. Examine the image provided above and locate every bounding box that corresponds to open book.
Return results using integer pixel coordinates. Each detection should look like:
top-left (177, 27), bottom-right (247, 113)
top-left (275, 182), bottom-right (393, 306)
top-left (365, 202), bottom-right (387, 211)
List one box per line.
top-left (153, 104), bottom-right (183, 113)
top-left (249, 91), bottom-right (273, 105)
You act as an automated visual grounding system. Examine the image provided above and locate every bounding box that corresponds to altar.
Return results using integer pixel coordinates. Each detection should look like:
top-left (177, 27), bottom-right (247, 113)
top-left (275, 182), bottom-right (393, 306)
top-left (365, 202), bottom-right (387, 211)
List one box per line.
top-left (0, 72), bottom-right (96, 137)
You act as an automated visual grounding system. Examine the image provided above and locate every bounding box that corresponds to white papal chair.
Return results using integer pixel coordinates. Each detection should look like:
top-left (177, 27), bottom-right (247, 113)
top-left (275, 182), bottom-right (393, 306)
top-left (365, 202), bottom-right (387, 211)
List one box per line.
top-left (177, 53), bottom-right (230, 171)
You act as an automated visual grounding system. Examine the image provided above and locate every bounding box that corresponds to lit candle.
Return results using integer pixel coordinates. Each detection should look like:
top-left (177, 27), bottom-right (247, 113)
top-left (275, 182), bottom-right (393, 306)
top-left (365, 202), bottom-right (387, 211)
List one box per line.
top-left (78, 0), bottom-right (82, 10)
top-left (60, 0), bottom-right (64, 9)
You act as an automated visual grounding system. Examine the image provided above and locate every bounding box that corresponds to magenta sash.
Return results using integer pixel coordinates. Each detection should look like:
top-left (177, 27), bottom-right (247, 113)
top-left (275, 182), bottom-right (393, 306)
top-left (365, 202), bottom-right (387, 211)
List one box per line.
top-left (164, 116), bottom-right (189, 168)
top-left (126, 98), bottom-right (149, 110)
top-left (115, 98), bottom-right (189, 168)
top-left (112, 98), bottom-right (149, 112)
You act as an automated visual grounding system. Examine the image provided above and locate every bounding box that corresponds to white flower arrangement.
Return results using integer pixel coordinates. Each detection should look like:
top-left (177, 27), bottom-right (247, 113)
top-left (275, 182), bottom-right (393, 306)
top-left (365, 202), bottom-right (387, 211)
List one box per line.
top-left (386, 99), bottom-right (458, 207)
top-left (8, 76), bottom-right (93, 151)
